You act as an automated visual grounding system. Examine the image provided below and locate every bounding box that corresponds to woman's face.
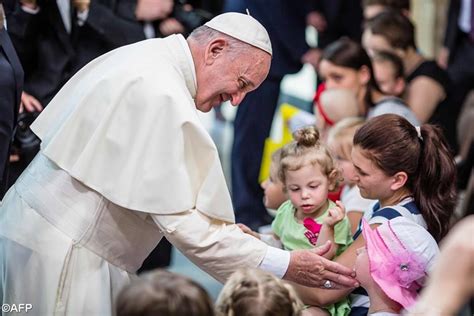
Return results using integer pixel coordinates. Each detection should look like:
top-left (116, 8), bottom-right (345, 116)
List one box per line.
top-left (350, 145), bottom-right (394, 201)
top-left (318, 60), bottom-right (366, 96)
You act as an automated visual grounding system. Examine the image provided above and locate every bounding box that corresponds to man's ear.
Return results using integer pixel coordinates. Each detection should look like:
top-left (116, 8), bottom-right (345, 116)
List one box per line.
top-left (204, 38), bottom-right (227, 65)
top-left (390, 171), bottom-right (408, 191)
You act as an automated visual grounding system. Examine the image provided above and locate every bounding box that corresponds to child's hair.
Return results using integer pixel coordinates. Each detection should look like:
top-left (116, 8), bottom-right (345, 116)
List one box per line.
top-left (322, 38), bottom-right (381, 109)
top-left (353, 114), bottom-right (457, 241)
top-left (364, 10), bottom-right (416, 50)
top-left (327, 117), bottom-right (366, 160)
top-left (271, 148), bottom-right (283, 173)
top-left (372, 50), bottom-right (405, 80)
top-left (362, 0), bottom-right (410, 12)
top-left (278, 126), bottom-right (342, 191)
top-left (116, 269), bottom-right (214, 316)
top-left (215, 268), bottom-right (303, 316)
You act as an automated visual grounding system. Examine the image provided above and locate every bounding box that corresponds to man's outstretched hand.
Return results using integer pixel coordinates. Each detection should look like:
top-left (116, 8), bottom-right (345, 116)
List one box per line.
top-left (283, 241), bottom-right (359, 289)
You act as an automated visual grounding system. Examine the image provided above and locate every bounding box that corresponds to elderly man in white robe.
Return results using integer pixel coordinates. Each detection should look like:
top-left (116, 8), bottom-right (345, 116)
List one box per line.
top-left (0, 12), bottom-right (358, 315)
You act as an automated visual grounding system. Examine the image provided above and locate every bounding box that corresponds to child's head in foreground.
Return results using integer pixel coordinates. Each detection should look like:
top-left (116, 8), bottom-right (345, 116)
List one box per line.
top-left (215, 268), bottom-right (304, 316)
top-left (355, 218), bottom-right (439, 312)
top-left (327, 117), bottom-right (366, 187)
top-left (116, 269), bottom-right (214, 316)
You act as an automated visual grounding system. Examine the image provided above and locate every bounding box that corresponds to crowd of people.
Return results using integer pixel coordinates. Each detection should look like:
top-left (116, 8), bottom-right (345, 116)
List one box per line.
top-left (0, 0), bottom-right (472, 315)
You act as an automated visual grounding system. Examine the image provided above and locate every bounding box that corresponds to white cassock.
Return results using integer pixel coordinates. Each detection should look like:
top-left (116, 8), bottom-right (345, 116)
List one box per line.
top-left (0, 34), bottom-right (288, 315)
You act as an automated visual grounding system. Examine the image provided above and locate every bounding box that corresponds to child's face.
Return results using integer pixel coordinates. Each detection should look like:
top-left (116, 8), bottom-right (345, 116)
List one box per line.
top-left (351, 145), bottom-right (394, 201)
top-left (373, 60), bottom-right (404, 97)
top-left (334, 153), bottom-right (357, 186)
top-left (354, 247), bottom-right (371, 286)
top-left (261, 163), bottom-right (287, 210)
top-left (285, 163), bottom-right (331, 218)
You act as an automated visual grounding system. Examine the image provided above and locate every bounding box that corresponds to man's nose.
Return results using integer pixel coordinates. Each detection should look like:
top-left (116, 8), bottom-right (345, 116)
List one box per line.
top-left (230, 91), bottom-right (246, 106)
top-left (261, 179), bottom-right (268, 189)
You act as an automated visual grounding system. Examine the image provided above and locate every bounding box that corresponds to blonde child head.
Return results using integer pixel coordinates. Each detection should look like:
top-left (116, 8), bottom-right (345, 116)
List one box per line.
top-left (261, 148), bottom-right (287, 210)
top-left (327, 117), bottom-right (366, 186)
top-left (215, 268), bottom-right (303, 316)
top-left (279, 126), bottom-right (341, 191)
top-left (116, 269), bottom-right (214, 316)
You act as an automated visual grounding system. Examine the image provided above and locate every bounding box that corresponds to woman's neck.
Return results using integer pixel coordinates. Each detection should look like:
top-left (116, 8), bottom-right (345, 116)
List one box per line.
top-left (379, 188), bottom-right (412, 208)
top-left (403, 49), bottom-right (425, 76)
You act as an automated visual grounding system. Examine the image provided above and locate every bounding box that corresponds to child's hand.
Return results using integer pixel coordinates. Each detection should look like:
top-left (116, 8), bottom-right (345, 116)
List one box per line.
top-left (237, 223), bottom-right (260, 239)
top-left (324, 200), bottom-right (346, 227)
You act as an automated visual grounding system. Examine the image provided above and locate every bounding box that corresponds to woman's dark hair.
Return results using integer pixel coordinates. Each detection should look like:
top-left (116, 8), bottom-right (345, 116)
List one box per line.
top-left (365, 10), bottom-right (416, 50)
top-left (353, 114), bottom-right (457, 241)
top-left (362, 0), bottom-right (410, 12)
top-left (321, 38), bottom-right (381, 111)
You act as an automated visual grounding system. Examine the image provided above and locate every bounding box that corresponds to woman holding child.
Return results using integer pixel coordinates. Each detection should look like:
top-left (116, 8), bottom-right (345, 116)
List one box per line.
top-left (292, 114), bottom-right (457, 316)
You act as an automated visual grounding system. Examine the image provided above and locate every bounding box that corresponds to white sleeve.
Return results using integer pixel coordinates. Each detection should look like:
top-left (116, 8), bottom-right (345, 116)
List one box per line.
top-left (258, 246), bottom-right (290, 279)
top-left (152, 209), bottom-right (271, 283)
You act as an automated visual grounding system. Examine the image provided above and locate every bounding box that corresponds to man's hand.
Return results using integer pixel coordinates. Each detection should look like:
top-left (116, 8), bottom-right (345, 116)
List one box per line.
top-left (20, 0), bottom-right (38, 10)
top-left (306, 11), bottom-right (327, 33)
top-left (237, 223), bottom-right (260, 239)
top-left (283, 241), bottom-right (358, 289)
top-left (20, 92), bottom-right (43, 113)
top-left (301, 48), bottom-right (322, 70)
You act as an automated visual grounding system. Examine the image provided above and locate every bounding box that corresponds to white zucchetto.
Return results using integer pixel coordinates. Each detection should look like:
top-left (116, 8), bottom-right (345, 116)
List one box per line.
top-left (204, 12), bottom-right (272, 55)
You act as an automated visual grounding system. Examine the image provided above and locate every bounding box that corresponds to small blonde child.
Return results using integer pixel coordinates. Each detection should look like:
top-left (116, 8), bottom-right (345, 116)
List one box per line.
top-left (116, 269), bottom-right (214, 316)
top-left (260, 148), bottom-right (287, 211)
top-left (327, 117), bottom-right (376, 235)
top-left (215, 268), bottom-right (304, 316)
top-left (354, 218), bottom-right (439, 315)
top-left (239, 126), bottom-right (353, 316)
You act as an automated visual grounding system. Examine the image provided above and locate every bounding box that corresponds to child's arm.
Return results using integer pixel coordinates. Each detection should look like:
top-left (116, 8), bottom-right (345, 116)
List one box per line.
top-left (237, 223), bottom-right (283, 248)
top-left (315, 201), bottom-right (346, 259)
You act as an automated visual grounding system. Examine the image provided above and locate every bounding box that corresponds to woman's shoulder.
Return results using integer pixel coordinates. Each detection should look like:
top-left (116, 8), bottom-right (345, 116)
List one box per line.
top-left (407, 60), bottom-right (450, 89)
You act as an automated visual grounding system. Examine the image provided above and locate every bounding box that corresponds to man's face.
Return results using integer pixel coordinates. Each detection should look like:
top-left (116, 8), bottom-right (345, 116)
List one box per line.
top-left (362, 29), bottom-right (394, 58)
top-left (195, 43), bottom-right (271, 112)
